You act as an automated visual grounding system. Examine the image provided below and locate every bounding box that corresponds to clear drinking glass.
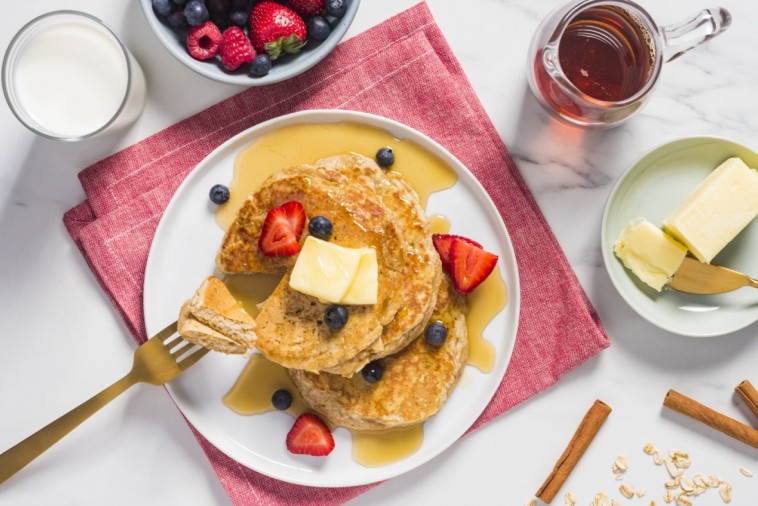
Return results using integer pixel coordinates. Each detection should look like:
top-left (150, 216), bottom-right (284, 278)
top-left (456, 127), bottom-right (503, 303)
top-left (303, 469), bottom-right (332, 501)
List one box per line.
top-left (527, 0), bottom-right (731, 128)
top-left (2, 10), bottom-right (147, 141)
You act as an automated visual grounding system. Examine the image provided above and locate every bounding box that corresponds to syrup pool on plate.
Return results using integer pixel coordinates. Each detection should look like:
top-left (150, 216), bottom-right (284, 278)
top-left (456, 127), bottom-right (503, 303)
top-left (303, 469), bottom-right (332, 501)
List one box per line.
top-left (2, 11), bottom-right (146, 140)
top-left (218, 121), bottom-right (507, 465)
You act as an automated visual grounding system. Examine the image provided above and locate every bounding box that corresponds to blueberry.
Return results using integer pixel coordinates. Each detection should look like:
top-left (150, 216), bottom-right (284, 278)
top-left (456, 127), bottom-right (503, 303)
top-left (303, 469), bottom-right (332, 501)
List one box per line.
top-left (271, 389), bottom-right (293, 410)
top-left (325, 0), bottom-right (347, 17)
top-left (184, 0), bottom-right (209, 26)
top-left (229, 10), bottom-right (248, 27)
top-left (152, 0), bottom-right (173, 17)
top-left (308, 215), bottom-right (333, 239)
top-left (250, 54), bottom-right (272, 77)
top-left (361, 361), bottom-right (383, 383)
top-left (425, 321), bottom-right (448, 347)
top-left (308, 16), bottom-right (331, 41)
top-left (172, 0), bottom-right (188, 5)
top-left (209, 184), bottom-right (230, 204)
top-left (230, 0), bottom-right (249, 8)
top-left (324, 305), bottom-right (348, 329)
top-left (375, 147), bottom-right (395, 167)
top-left (167, 8), bottom-right (189, 29)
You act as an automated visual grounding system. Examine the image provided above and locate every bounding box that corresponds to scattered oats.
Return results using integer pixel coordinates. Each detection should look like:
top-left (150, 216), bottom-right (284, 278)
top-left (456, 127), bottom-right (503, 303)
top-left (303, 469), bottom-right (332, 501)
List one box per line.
top-left (611, 500), bottom-right (620, 506)
top-left (613, 455), bottom-right (629, 474)
top-left (665, 478), bottom-right (679, 489)
top-left (674, 494), bottom-right (692, 506)
top-left (564, 491), bottom-right (576, 506)
top-left (619, 483), bottom-right (635, 498)
top-left (679, 477), bottom-right (695, 493)
top-left (670, 450), bottom-right (691, 469)
top-left (692, 475), bottom-right (707, 488)
top-left (664, 489), bottom-right (673, 503)
top-left (525, 499), bottom-right (537, 506)
top-left (719, 482), bottom-right (732, 503)
top-left (650, 502), bottom-right (657, 506)
top-left (590, 492), bottom-right (613, 506)
top-left (665, 459), bottom-right (683, 478)
top-left (707, 475), bottom-right (723, 487)
top-left (643, 443), bottom-right (665, 465)
top-left (739, 466), bottom-right (753, 477)
top-left (615, 474), bottom-right (624, 481)
top-left (636, 488), bottom-right (646, 498)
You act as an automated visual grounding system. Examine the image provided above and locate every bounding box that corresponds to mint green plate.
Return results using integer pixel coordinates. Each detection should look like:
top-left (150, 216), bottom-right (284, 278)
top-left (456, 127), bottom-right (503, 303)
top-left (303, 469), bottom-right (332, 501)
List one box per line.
top-left (601, 137), bottom-right (758, 337)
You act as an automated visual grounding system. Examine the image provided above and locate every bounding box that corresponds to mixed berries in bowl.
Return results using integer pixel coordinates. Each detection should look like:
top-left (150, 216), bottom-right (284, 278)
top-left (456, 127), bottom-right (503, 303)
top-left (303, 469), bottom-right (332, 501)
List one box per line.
top-left (140, 0), bottom-right (359, 85)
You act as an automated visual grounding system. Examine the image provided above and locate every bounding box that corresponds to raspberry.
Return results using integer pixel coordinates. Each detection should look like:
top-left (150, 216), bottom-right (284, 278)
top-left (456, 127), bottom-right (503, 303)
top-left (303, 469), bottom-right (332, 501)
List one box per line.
top-left (186, 21), bottom-right (222, 61)
top-left (220, 26), bottom-right (255, 71)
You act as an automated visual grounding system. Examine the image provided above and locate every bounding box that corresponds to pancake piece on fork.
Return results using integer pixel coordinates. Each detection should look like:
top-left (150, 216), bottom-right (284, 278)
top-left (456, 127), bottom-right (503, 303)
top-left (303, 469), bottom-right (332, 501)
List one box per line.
top-left (178, 276), bottom-right (256, 354)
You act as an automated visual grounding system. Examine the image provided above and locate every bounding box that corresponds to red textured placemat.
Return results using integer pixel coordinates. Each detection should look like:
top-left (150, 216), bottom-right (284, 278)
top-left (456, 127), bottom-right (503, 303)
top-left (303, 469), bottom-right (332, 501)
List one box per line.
top-left (64, 3), bottom-right (609, 504)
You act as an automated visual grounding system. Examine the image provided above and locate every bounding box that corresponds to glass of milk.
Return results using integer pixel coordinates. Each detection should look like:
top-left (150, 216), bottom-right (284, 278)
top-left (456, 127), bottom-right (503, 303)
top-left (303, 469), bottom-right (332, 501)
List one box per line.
top-left (2, 10), bottom-right (147, 141)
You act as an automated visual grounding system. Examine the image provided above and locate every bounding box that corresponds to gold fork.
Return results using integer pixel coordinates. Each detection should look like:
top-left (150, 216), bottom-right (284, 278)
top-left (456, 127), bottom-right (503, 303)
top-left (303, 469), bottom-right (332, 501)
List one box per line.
top-left (0, 321), bottom-right (208, 485)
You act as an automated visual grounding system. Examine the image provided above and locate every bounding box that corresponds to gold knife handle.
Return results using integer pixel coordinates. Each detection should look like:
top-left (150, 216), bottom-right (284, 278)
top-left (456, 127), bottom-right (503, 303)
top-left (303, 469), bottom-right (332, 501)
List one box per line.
top-left (0, 373), bottom-right (137, 485)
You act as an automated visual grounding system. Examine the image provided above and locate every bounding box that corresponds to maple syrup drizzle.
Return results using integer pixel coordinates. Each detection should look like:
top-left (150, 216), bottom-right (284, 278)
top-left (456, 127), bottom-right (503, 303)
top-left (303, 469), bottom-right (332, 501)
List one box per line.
top-left (351, 425), bottom-right (425, 467)
top-left (217, 122), bottom-right (506, 466)
top-left (223, 354), bottom-right (306, 416)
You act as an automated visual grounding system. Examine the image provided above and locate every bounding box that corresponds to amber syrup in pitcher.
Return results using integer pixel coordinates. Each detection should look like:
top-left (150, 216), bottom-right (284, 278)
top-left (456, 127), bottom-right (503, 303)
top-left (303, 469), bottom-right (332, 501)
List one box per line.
top-left (558, 5), bottom-right (655, 101)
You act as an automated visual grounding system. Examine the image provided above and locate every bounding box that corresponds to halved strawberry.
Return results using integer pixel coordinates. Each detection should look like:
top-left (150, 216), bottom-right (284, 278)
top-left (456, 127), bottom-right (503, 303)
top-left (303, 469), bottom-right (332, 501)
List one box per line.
top-left (286, 413), bottom-right (334, 456)
top-left (449, 237), bottom-right (498, 296)
top-left (432, 234), bottom-right (483, 274)
top-left (259, 201), bottom-right (305, 257)
top-left (281, 200), bottom-right (306, 239)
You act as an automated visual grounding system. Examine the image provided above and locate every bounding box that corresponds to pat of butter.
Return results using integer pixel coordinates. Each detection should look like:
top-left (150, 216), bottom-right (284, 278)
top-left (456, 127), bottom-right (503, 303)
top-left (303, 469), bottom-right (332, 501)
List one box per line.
top-left (663, 157), bottom-right (758, 263)
top-left (614, 217), bottom-right (687, 292)
top-left (341, 248), bottom-right (378, 305)
top-left (289, 236), bottom-right (378, 305)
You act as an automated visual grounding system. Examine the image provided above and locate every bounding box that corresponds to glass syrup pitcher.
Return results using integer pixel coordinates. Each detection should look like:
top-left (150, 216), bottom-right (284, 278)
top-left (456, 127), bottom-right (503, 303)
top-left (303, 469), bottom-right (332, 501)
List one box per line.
top-left (527, 0), bottom-right (731, 128)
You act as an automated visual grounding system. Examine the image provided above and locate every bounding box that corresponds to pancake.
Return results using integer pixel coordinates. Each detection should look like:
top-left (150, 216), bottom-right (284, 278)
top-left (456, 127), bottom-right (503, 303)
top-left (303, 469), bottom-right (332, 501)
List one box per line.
top-left (177, 276), bottom-right (256, 354)
top-left (214, 153), bottom-right (440, 374)
top-left (316, 154), bottom-right (441, 376)
top-left (290, 278), bottom-right (468, 430)
top-left (177, 302), bottom-right (249, 355)
top-left (220, 166), bottom-right (404, 371)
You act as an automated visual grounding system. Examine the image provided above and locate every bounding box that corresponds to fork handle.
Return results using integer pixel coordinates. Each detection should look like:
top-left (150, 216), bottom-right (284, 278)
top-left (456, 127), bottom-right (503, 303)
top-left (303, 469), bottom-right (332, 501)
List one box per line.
top-left (0, 373), bottom-right (137, 485)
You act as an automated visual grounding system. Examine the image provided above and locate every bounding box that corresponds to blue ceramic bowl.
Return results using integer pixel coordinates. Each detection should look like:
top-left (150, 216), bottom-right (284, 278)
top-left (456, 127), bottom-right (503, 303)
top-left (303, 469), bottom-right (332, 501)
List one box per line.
top-left (139, 0), bottom-right (360, 86)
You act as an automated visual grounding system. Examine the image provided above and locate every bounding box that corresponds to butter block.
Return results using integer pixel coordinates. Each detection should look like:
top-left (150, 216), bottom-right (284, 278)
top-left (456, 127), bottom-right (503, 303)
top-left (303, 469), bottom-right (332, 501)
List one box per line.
top-left (614, 217), bottom-right (687, 291)
top-left (663, 157), bottom-right (758, 263)
top-left (289, 236), bottom-right (363, 303)
top-left (341, 248), bottom-right (378, 305)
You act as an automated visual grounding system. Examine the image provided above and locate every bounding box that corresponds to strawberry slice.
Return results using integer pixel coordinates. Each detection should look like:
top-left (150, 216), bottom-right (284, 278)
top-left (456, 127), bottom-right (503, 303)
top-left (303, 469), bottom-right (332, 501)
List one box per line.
top-left (259, 201), bottom-right (305, 257)
top-left (286, 413), bottom-right (335, 456)
top-left (432, 234), bottom-right (483, 274)
top-left (449, 237), bottom-right (498, 296)
top-left (281, 200), bottom-right (306, 239)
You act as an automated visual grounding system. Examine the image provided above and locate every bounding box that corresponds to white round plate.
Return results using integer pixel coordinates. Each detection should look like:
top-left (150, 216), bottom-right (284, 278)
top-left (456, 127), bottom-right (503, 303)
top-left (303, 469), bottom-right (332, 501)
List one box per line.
top-left (601, 136), bottom-right (758, 337)
top-left (144, 110), bottom-right (520, 487)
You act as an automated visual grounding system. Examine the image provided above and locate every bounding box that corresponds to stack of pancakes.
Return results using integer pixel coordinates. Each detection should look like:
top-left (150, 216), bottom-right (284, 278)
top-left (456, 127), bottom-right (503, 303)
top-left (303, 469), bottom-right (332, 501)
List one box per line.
top-left (187, 153), bottom-right (468, 430)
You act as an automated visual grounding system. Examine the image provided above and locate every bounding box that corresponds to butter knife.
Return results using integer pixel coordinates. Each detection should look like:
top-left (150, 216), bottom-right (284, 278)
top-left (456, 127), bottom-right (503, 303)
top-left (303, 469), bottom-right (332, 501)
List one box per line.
top-left (669, 257), bottom-right (758, 294)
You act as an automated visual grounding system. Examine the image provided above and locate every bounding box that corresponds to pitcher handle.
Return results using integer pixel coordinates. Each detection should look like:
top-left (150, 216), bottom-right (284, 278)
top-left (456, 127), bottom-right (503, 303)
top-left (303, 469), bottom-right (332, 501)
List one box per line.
top-left (661, 7), bottom-right (731, 62)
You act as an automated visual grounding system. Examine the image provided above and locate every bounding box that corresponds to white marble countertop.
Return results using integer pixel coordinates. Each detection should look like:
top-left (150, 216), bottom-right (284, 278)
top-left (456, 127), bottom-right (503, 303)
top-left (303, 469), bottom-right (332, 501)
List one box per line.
top-left (1, 0), bottom-right (757, 505)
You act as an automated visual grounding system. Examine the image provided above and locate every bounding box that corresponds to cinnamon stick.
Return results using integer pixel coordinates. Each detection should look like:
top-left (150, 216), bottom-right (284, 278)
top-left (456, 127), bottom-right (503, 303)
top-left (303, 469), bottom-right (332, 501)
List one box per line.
top-left (535, 399), bottom-right (612, 503)
top-left (735, 380), bottom-right (758, 422)
top-left (663, 389), bottom-right (758, 449)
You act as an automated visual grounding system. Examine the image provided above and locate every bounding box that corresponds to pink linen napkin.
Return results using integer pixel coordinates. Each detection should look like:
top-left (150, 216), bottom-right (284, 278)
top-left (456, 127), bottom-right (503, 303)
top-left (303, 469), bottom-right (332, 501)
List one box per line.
top-left (63, 2), bottom-right (610, 504)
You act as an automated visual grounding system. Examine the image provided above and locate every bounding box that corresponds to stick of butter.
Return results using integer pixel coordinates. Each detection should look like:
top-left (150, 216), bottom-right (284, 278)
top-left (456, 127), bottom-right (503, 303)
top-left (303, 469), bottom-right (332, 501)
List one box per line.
top-left (614, 217), bottom-right (687, 291)
top-left (663, 157), bottom-right (758, 263)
